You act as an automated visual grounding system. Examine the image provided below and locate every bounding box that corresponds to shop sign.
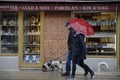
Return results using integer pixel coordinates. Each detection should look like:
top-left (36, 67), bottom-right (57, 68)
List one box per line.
top-left (0, 0), bottom-right (119, 2)
top-left (0, 4), bottom-right (116, 11)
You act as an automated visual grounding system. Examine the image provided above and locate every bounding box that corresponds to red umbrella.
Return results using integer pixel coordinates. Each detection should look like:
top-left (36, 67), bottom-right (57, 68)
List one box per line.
top-left (69, 18), bottom-right (94, 36)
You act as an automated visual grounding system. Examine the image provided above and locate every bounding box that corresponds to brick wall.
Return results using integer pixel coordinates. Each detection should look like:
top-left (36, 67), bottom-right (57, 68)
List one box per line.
top-left (44, 11), bottom-right (71, 62)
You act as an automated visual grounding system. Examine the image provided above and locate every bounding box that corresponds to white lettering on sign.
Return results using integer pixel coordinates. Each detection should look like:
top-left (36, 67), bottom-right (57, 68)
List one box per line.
top-left (82, 6), bottom-right (92, 10)
top-left (35, 6), bottom-right (38, 10)
top-left (64, 6), bottom-right (71, 10)
top-left (54, 6), bottom-right (64, 10)
top-left (22, 6), bottom-right (34, 10)
top-left (92, 6), bottom-right (96, 10)
top-left (97, 6), bottom-right (108, 10)
top-left (71, 6), bottom-right (79, 10)
top-left (0, 5), bottom-right (18, 10)
top-left (0, 5), bottom-right (9, 9)
top-left (10, 6), bottom-right (14, 9)
top-left (0, 4), bottom-right (114, 11)
top-left (54, 6), bottom-right (79, 10)
top-left (9, 5), bottom-right (18, 9)
top-left (39, 6), bottom-right (50, 10)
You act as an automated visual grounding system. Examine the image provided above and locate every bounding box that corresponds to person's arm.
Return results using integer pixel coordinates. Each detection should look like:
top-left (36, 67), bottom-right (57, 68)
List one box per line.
top-left (79, 34), bottom-right (87, 54)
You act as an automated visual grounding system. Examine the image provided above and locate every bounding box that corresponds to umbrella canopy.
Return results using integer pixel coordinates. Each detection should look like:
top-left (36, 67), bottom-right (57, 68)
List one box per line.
top-left (69, 18), bottom-right (94, 36)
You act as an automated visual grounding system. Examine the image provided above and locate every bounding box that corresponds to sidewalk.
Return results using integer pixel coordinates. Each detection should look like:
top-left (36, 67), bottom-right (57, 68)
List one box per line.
top-left (0, 70), bottom-right (120, 80)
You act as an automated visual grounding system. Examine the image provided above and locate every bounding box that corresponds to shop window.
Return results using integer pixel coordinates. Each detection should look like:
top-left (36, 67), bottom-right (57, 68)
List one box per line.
top-left (75, 12), bottom-right (116, 56)
top-left (0, 11), bottom-right (18, 54)
top-left (23, 11), bottom-right (41, 64)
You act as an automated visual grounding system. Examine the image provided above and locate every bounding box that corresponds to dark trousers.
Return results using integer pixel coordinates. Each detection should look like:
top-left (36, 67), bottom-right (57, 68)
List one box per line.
top-left (72, 59), bottom-right (93, 76)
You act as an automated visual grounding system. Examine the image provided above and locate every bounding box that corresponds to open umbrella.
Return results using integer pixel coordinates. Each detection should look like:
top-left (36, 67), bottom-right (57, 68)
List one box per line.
top-left (69, 18), bottom-right (94, 36)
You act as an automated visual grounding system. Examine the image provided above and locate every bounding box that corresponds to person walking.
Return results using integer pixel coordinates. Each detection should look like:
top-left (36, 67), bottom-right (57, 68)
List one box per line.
top-left (71, 32), bottom-right (95, 79)
top-left (61, 21), bottom-right (76, 76)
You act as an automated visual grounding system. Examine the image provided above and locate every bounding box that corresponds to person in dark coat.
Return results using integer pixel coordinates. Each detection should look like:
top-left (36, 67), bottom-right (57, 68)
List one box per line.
top-left (71, 32), bottom-right (95, 79)
top-left (61, 21), bottom-right (76, 76)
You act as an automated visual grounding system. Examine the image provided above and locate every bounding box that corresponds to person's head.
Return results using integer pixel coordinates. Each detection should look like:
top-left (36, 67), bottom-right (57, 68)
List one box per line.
top-left (65, 21), bottom-right (71, 30)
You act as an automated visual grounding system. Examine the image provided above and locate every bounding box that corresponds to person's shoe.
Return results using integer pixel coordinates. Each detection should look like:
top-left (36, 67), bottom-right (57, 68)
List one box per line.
top-left (90, 71), bottom-right (95, 79)
top-left (84, 71), bottom-right (88, 76)
top-left (71, 71), bottom-right (75, 78)
top-left (71, 75), bottom-right (75, 78)
top-left (61, 72), bottom-right (70, 76)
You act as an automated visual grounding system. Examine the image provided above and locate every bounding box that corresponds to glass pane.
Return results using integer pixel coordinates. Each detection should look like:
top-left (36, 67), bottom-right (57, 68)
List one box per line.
top-left (0, 11), bottom-right (18, 54)
top-left (75, 12), bottom-right (116, 56)
top-left (23, 11), bottom-right (41, 64)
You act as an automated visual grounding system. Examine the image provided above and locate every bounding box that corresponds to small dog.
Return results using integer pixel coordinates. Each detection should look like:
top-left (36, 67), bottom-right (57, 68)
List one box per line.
top-left (42, 60), bottom-right (63, 72)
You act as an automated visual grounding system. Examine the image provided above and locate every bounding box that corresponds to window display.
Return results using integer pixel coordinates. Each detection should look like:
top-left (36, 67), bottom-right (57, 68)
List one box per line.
top-left (23, 11), bottom-right (41, 64)
top-left (0, 11), bottom-right (18, 54)
top-left (75, 12), bottom-right (116, 56)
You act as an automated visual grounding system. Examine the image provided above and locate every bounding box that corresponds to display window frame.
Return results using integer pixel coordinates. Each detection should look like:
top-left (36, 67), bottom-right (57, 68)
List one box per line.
top-left (19, 11), bottom-right (44, 68)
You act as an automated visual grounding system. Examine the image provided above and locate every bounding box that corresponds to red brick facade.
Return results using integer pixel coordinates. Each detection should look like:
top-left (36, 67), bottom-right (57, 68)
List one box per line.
top-left (44, 11), bottom-right (71, 62)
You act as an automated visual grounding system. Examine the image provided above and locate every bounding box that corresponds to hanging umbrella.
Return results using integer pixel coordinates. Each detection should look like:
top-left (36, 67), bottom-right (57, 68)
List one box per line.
top-left (69, 18), bottom-right (94, 36)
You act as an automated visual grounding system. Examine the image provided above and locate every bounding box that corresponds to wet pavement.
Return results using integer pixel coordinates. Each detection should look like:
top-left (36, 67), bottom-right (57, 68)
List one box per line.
top-left (0, 70), bottom-right (120, 80)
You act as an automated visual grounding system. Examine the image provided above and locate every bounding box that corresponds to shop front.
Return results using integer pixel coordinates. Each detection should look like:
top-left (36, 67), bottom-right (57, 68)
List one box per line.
top-left (0, 2), bottom-right (120, 71)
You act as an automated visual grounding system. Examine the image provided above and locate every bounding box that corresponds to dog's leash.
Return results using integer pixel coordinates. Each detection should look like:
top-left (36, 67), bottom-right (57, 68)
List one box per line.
top-left (52, 54), bottom-right (67, 61)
